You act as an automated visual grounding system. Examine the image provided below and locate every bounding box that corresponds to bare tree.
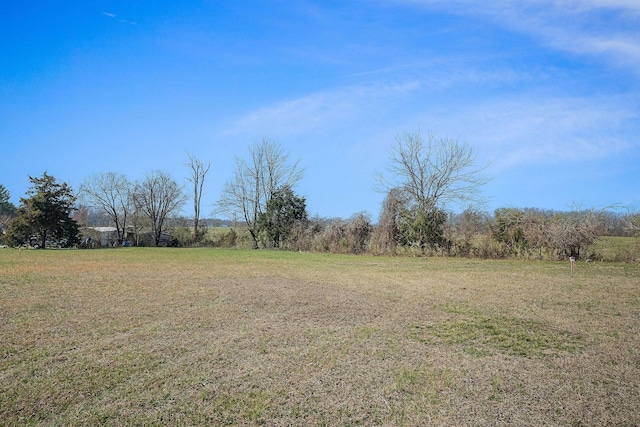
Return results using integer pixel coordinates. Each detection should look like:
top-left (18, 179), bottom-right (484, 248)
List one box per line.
top-left (72, 204), bottom-right (91, 228)
top-left (375, 130), bottom-right (489, 252)
top-left (544, 210), bottom-right (602, 259)
top-left (185, 151), bottom-right (211, 241)
top-left (79, 172), bottom-right (133, 245)
top-left (216, 138), bottom-right (303, 248)
top-left (133, 171), bottom-right (188, 247)
top-left (376, 130), bottom-right (489, 212)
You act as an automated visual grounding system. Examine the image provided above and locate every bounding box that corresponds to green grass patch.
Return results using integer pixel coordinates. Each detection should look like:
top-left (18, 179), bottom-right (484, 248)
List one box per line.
top-left (411, 314), bottom-right (584, 358)
top-left (590, 236), bottom-right (640, 262)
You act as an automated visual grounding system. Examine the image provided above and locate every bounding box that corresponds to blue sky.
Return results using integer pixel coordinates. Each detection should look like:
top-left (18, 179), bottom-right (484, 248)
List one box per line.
top-left (1, 1), bottom-right (638, 219)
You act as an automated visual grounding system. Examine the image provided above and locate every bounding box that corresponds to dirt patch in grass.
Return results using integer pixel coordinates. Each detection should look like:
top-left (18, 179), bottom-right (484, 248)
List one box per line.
top-left (1, 249), bottom-right (639, 425)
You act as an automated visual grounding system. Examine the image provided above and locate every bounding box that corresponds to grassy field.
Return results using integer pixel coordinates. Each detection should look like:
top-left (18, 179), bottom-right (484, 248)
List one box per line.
top-left (590, 236), bottom-right (640, 262)
top-left (1, 248), bottom-right (638, 426)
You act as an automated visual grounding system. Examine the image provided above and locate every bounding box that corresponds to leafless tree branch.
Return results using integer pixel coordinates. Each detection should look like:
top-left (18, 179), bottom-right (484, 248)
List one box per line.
top-left (215, 138), bottom-right (303, 247)
top-left (375, 130), bottom-right (490, 212)
top-left (185, 151), bottom-right (211, 240)
top-left (79, 172), bottom-right (133, 245)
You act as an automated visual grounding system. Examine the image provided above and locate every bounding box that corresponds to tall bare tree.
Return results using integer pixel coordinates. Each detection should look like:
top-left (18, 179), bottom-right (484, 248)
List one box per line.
top-left (216, 138), bottom-right (303, 248)
top-left (376, 130), bottom-right (489, 212)
top-left (133, 171), bottom-right (188, 247)
top-left (185, 152), bottom-right (211, 241)
top-left (79, 172), bottom-right (133, 245)
top-left (375, 130), bottom-right (489, 252)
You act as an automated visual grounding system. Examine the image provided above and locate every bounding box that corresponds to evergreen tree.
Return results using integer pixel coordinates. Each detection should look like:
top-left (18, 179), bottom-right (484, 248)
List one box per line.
top-left (397, 206), bottom-right (447, 252)
top-left (256, 186), bottom-right (308, 248)
top-left (0, 184), bottom-right (17, 244)
top-left (5, 173), bottom-right (79, 248)
top-left (0, 184), bottom-right (16, 216)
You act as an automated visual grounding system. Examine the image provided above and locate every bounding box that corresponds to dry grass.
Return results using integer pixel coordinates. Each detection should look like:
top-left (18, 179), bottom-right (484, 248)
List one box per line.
top-left (1, 248), bottom-right (639, 426)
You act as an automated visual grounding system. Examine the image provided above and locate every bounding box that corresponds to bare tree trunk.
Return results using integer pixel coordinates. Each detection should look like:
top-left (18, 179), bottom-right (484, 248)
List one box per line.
top-left (374, 130), bottom-right (490, 252)
top-left (215, 138), bottom-right (303, 249)
top-left (186, 152), bottom-right (211, 241)
top-left (79, 172), bottom-right (133, 245)
top-left (133, 171), bottom-right (188, 247)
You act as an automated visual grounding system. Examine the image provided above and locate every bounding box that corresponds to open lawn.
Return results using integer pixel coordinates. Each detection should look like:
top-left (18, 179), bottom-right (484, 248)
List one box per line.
top-left (591, 236), bottom-right (640, 262)
top-left (1, 248), bottom-right (639, 426)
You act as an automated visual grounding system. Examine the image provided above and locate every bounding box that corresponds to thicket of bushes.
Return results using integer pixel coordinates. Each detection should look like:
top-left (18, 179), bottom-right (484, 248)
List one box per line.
top-left (171, 208), bottom-right (640, 262)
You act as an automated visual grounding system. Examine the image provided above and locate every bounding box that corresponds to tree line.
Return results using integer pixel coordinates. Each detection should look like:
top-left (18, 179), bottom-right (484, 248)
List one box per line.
top-left (1, 131), bottom-right (638, 259)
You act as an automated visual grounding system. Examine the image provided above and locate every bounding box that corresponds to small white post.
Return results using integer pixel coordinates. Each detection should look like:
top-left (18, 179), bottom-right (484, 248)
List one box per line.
top-left (569, 257), bottom-right (576, 277)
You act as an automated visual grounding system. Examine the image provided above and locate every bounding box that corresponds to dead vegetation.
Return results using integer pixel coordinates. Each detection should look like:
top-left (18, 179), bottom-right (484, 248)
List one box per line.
top-left (1, 248), bottom-right (638, 425)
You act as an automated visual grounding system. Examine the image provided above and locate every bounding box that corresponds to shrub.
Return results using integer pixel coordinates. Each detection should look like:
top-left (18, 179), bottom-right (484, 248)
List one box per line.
top-left (345, 213), bottom-right (372, 254)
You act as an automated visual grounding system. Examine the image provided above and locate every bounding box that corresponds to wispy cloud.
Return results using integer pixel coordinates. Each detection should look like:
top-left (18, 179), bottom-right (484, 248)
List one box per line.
top-left (221, 62), bottom-right (551, 140)
top-left (428, 95), bottom-right (639, 172)
top-left (221, 80), bottom-right (421, 138)
top-left (102, 11), bottom-right (136, 25)
top-left (394, 0), bottom-right (640, 72)
top-left (220, 70), bottom-right (638, 175)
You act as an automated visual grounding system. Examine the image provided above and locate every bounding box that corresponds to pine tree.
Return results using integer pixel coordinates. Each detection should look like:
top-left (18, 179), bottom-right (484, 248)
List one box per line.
top-left (6, 173), bottom-right (79, 248)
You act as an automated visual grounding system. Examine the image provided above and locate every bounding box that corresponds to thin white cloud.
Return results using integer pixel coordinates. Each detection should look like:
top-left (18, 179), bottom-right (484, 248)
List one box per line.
top-left (102, 11), bottom-right (136, 25)
top-left (393, 0), bottom-right (640, 72)
top-left (221, 81), bottom-right (421, 138)
top-left (429, 95), bottom-right (639, 172)
top-left (221, 63), bottom-right (548, 140)
top-left (220, 72), bottom-right (638, 177)
top-left (579, 35), bottom-right (640, 63)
